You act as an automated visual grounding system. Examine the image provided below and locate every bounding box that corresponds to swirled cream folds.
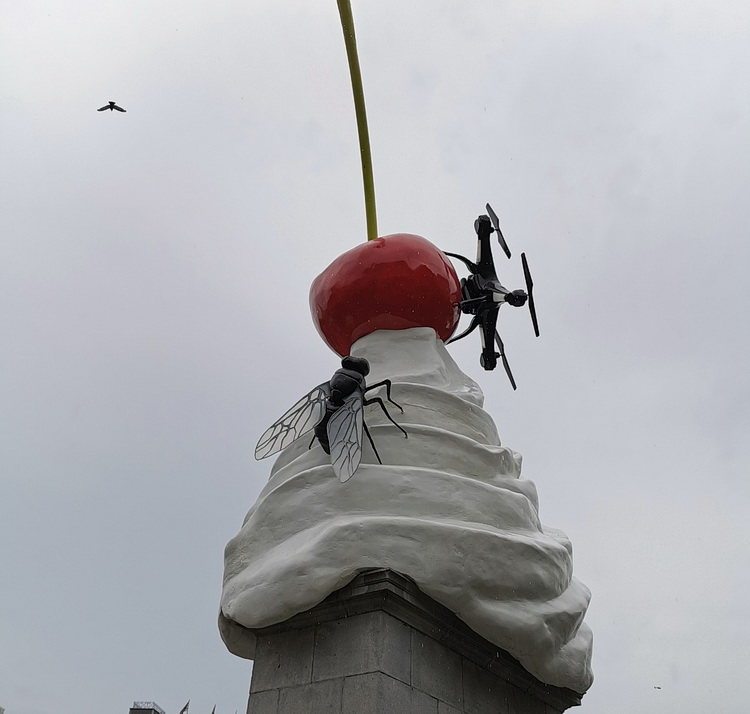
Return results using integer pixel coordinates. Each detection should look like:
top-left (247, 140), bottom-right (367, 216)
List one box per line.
top-left (220, 327), bottom-right (593, 693)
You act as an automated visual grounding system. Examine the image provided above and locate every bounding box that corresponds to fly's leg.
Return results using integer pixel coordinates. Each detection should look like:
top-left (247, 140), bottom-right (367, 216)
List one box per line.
top-left (365, 379), bottom-right (403, 412)
top-left (362, 396), bottom-right (408, 439)
top-left (362, 422), bottom-right (382, 464)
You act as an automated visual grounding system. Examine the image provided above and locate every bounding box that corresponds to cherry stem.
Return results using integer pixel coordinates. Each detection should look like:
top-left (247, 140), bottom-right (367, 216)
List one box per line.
top-left (336, 0), bottom-right (378, 241)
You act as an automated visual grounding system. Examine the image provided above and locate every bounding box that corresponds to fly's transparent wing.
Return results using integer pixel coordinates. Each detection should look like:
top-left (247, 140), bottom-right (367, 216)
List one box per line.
top-left (255, 383), bottom-right (329, 460)
top-left (327, 391), bottom-right (364, 482)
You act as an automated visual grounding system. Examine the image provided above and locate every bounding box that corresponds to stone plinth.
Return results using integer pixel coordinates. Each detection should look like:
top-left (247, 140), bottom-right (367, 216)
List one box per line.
top-left (221, 570), bottom-right (583, 713)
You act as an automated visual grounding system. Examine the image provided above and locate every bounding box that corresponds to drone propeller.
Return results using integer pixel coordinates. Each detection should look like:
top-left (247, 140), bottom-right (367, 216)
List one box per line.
top-left (521, 252), bottom-right (540, 337)
top-left (486, 203), bottom-right (511, 260)
top-left (494, 331), bottom-right (517, 390)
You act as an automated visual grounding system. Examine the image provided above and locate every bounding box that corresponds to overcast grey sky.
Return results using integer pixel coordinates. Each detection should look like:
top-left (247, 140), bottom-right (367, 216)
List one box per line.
top-left (2, 1), bottom-right (749, 713)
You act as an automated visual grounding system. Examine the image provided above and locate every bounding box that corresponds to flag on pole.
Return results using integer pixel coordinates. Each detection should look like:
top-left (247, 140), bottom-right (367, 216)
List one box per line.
top-left (179, 701), bottom-right (189, 714)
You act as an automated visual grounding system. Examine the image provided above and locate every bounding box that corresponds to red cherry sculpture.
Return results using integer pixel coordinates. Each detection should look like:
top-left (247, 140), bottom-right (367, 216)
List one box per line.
top-left (310, 233), bottom-right (462, 356)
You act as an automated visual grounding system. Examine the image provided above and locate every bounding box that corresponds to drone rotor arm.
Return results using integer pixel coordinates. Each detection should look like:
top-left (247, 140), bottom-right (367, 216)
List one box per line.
top-left (459, 296), bottom-right (488, 309)
top-left (477, 308), bottom-right (500, 371)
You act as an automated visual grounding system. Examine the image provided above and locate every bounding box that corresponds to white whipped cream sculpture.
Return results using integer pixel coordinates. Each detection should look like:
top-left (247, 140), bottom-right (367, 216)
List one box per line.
top-left (220, 327), bottom-right (593, 693)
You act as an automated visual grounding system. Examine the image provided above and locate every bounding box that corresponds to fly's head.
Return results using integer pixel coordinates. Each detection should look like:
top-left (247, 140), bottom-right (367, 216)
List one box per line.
top-left (341, 356), bottom-right (370, 377)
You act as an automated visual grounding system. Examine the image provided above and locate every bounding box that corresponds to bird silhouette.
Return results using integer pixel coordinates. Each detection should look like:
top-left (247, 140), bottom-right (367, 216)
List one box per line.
top-left (97, 101), bottom-right (126, 112)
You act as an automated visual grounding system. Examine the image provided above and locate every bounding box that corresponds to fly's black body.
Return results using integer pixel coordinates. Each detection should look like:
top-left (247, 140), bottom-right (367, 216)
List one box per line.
top-left (313, 358), bottom-right (367, 454)
top-left (255, 356), bottom-right (407, 482)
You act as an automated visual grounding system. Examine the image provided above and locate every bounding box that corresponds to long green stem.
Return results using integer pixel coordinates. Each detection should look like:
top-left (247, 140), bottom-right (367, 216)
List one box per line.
top-left (336, 0), bottom-right (378, 241)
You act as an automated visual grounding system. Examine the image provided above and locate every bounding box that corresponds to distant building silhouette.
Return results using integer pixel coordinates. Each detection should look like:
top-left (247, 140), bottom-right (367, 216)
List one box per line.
top-left (129, 702), bottom-right (165, 714)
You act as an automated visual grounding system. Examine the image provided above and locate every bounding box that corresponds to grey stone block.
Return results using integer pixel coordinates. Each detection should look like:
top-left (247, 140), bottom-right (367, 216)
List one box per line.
top-left (242, 571), bottom-right (583, 713)
top-left (278, 678), bottom-right (344, 713)
top-left (462, 658), bottom-right (510, 714)
top-left (247, 689), bottom-right (278, 714)
top-left (313, 610), bottom-right (411, 684)
top-left (411, 630), bottom-right (463, 709)
top-left (342, 672), bottom-right (438, 714)
top-left (251, 627), bottom-right (315, 692)
top-left (437, 703), bottom-right (463, 714)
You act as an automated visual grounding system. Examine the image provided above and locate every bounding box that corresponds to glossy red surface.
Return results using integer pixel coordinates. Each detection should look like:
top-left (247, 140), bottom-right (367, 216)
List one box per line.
top-left (309, 233), bottom-right (462, 356)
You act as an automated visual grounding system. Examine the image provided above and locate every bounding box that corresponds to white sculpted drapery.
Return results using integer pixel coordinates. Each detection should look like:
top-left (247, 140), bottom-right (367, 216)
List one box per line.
top-left (220, 327), bottom-right (593, 693)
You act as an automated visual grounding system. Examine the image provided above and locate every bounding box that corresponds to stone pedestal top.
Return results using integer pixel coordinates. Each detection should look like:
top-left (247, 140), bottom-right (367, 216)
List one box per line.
top-left (221, 569), bottom-right (584, 713)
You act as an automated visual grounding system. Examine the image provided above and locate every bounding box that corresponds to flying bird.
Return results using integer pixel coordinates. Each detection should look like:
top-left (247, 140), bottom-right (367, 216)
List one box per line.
top-left (97, 101), bottom-right (126, 112)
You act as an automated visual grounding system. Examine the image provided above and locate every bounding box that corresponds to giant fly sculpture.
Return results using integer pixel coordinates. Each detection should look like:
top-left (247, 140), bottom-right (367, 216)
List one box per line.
top-left (255, 356), bottom-right (407, 482)
top-left (444, 204), bottom-right (539, 389)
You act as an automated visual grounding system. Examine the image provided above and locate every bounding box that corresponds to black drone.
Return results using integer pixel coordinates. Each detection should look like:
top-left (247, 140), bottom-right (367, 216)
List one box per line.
top-left (97, 101), bottom-right (126, 112)
top-left (255, 356), bottom-right (407, 482)
top-left (444, 203), bottom-right (539, 389)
